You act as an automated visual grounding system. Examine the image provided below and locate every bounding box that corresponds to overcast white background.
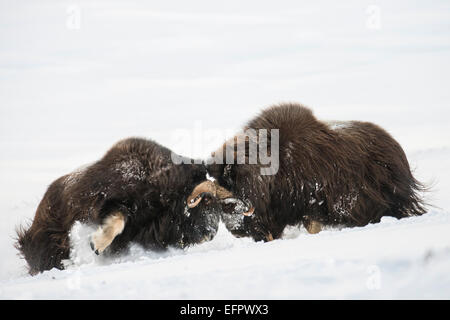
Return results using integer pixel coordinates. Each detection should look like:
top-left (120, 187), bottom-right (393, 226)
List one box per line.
top-left (0, 1), bottom-right (449, 298)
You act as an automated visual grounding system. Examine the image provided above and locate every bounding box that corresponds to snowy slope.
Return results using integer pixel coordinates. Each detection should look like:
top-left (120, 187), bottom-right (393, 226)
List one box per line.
top-left (1, 1), bottom-right (450, 299)
top-left (1, 212), bottom-right (450, 299)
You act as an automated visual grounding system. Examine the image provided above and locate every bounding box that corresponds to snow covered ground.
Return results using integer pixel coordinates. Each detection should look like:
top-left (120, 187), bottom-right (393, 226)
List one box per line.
top-left (1, 0), bottom-right (450, 299)
top-left (2, 214), bottom-right (450, 299)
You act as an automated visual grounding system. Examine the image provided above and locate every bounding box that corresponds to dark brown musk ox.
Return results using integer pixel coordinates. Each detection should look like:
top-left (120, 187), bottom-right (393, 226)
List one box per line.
top-left (187, 103), bottom-right (427, 242)
top-left (16, 137), bottom-right (221, 275)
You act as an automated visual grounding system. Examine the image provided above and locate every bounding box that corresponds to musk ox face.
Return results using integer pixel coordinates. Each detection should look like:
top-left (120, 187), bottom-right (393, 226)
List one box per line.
top-left (186, 179), bottom-right (255, 238)
top-left (130, 162), bottom-right (222, 249)
top-left (182, 184), bottom-right (221, 245)
top-left (219, 200), bottom-right (255, 238)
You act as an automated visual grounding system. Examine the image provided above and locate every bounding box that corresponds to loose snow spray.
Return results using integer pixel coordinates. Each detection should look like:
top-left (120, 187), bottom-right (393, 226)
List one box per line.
top-left (64, 220), bottom-right (252, 277)
top-left (66, 222), bottom-right (184, 270)
top-left (65, 221), bottom-right (97, 268)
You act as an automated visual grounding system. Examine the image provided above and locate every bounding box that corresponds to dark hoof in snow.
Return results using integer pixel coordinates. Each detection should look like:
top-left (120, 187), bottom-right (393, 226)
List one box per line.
top-left (90, 240), bottom-right (99, 255)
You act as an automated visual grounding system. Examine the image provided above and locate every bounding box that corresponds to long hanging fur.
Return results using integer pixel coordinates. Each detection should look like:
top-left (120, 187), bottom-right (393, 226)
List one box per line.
top-left (206, 103), bottom-right (427, 241)
top-left (15, 138), bottom-right (217, 275)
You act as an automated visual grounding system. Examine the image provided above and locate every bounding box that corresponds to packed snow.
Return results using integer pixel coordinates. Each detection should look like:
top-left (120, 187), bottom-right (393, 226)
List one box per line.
top-left (1, 0), bottom-right (450, 299)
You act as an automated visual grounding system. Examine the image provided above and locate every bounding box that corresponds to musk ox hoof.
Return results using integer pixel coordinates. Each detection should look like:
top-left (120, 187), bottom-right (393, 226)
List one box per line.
top-left (90, 212), bottom-right (126, 255)
top-left (89, 233), bottom-right (106, 255)
top-left (89, 241), bottom-right (99, 255)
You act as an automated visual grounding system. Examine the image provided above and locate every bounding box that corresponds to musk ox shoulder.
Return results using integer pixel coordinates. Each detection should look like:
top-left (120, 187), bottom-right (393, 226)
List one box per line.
top-left (188, 103), bottom-right (427, 241)
top-left (16, 137), bottom-right (219, 275)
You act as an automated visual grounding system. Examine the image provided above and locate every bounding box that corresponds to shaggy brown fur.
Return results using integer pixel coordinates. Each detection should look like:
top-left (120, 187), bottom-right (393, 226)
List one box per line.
top-left (16, 138), bottom-right (219, 275)
top-left (194, 103), bottom-right (427, 241)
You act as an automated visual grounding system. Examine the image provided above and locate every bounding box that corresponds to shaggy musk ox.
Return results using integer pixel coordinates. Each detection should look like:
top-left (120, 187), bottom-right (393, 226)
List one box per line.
top-left (188, 103), bottom-right (427, 242)
top-left (16, 138), bottom-right (220, 275)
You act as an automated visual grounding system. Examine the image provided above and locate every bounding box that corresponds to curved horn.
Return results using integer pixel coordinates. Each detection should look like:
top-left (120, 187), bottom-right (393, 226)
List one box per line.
top-left (187, 180), bottom-right (217, 208)
top-left (187, 180), bottom-right (255, 216)
top-left (187, 195), bottom-right (203, 209)
top-left (243, 207), bottom-right (255, 216)
top-left (214, 184), bottom-right (233, 200)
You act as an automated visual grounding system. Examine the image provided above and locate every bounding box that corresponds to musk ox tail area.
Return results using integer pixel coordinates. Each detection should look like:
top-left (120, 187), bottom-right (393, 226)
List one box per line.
top-left (386, 162), bottom-right (428, 219)
top-left (355, 121), bottom-right (428, 223)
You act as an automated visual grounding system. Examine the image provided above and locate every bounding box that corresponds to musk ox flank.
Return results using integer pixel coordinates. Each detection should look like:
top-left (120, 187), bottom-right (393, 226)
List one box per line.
top-left (188, 103), bottom-right (427, 242)
top-left (16, 138), bottom-right (220, 275)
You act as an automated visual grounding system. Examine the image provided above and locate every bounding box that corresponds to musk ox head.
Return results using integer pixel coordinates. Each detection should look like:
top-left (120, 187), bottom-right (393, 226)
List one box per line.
top-left (142, 162), bottom-right (222, 248)
top-left (181, 179), bottom-right (222, 246)
top-left (186, 178), bottom-right (255, 238)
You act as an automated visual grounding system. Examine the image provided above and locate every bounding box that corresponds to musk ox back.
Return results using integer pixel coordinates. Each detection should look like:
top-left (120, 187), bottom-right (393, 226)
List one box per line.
top-left (188, 103), bottom-right (427, 241)
top-left (16, 138), bottom-right (219, 275)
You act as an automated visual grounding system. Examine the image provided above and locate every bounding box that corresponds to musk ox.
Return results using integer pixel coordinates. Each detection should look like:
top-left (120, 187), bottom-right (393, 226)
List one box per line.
top-left (187, 103), bottom-right (427, 242)
top-left (16, 138), bottom-right (220, 275)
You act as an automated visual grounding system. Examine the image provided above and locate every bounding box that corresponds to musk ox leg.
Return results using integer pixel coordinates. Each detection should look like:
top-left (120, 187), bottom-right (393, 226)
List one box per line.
top-left (303, 219), bottom-right (322, 234)
top-left (90, 212), bottom-right (125, 255)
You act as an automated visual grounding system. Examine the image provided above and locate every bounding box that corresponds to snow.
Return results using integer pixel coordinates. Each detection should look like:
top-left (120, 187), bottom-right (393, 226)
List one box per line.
top-left (327, 121), bottom-right (353, 131)
top-left (1, 0), bottom-right (450, 299)
top-left (1, 213), bottom-right (450, 299)
top-left (115, 159), bottom-right (147, 182)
